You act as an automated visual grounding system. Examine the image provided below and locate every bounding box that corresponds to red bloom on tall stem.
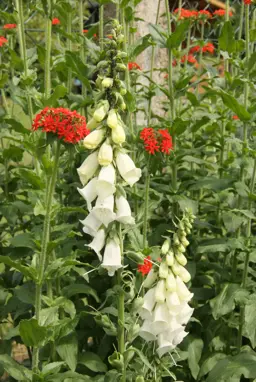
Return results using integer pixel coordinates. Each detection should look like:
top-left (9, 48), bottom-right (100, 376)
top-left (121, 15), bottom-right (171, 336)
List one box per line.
top-left (32, 107), bottom-right (89, 144)
top-left (3, 24), bottom-right (17, 29)
top-left (243, 0), bottom-right (252, 4)
top-left (0, 36), bottom-right (8, 47)
top-left (138, 256), bottom-right (153, 275)
top-left (140, 127), bottom-right (173, 155)
top-left (189, 45), bottom-right (200, 54)
top-left (173, 8), bottom-right (198, 19)
top-left (213, 9), bottom-right (233, 16)
top-left (198, 10), bottom-right (212, 19)
top-left (128, 62), bottom-right (141, 71)
top-left (181, 54), bottom-right (198, 65)
top-left (202, 42), bottom-right (215, 54)
top-left (52, 18), bottom-right (61, 25)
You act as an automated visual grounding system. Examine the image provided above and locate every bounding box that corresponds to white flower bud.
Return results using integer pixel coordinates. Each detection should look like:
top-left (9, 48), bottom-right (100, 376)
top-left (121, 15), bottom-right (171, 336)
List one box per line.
top-left (143, 269), bottom-right (157, 288)
top-left (107, 109), bottom-right (118, 129)
top-left (166, 250), bottom-right (174, 266)
top-left (87, 228), bottom-right (106, 261)
top-left (83, 129), bottom-right (105, 149)
top-left (93, 101), bottom-right (109, 122)
top-left (172, 259), bottom-right (182, 276)
top-left (98, 141), bottom-right (113, 166)
top-left (165, 271), bottom-right (176, 292)
top-left (179, 266), bottom-right (191, 283)
top-left (175, 253), bottom-right (187, 266)
top-left (112, 123), bottom-right (126, 144)
top-left (159, 261), bottom-right (168, 279)
top-left (116, 152), bottom-right (141, 187)
top-left (176, 276), bottom-right (193, 302)
top-left (102, 77), bottom-right (113, 88)
top-left (173, 233), bottom-right (180, 246)
top-left (77, 151), bottom-right (99, 186)
top-left (177, 244), bottom-right (186, 253)
top-left (161, 238), bottom-right (170, 255)
top-left (155, 280), bottom-right (166, 303)
top-left (180, 236), bottom-right (189, 247)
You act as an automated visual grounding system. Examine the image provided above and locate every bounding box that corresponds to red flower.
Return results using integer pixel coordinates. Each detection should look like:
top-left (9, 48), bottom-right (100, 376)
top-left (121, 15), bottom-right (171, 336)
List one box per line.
top-left (173, 8), bottom-right (198, 19)
top-left (0, 36), bottom-right (8, 47)
top-left (172, 59), bottom-right (177, 67)
top-left (232, 115), bottom-right (239, 120)
top-left (140, 127), bottom-right (173, 155)
top-left (213, 9), bottom-right (233, 16)
top-left (244, 0), bottom-right (252, 4)
top-left (138, 256), bottom-right (152, 275)
top-left (128, 62), bottom-right (141, 71)
top-left (3, 24), bottom-right (17, 29)
top-left (202, 42), bottom-right (215, 54)
top-left (32, 107), bottom-right (89, 144)
top-left (181, 54), bottom-right (198, 65)
top-left (52, 18), bottom-right (61, 25)
top-left (189, 45), bottom-right (200, 54)
top-left (198, 10), bottom-right (212, 19)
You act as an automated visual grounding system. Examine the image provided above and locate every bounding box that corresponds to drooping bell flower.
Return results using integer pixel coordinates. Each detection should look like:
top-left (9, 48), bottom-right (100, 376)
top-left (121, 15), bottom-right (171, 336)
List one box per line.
top-left (96, 164), bottom-right (116, 199)
top-left (115, 195), bottom-right (135, 225)
top-left (107, 109), bottom-right (118, 129)
top-left (139, 287), bottom-right (156, 320)
top-left (139, 320), bottom-right (157, 342)
top-left (77, 177), bottom-right (98, 211)
top-left (98, 141), bottom-right (113, 166)
top-left (80, 213), bottom-right (102, 237)
top-left (92, 195), bottom-right (116, 227)
top-left (102, 239), bottom-right (122, 276)
top-left (116, 151), bottom-right (142, 187)
top-left (87, 228), bottom-right (106, 261)
top-left (83, 129), bottom-right (105, 149)
top-left (93, 101), bottom-right (109, 122)
top-left (151, 303), bottom-right (170, 335)
top-left (77, 151), bottom-right (99, 186)
top-left (112, 123), bottom-right (126, 144)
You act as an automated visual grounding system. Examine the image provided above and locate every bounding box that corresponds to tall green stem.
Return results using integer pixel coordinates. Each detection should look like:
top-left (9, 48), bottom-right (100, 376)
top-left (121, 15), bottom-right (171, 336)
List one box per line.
top-left (44, 17), bottom-right (52, 99)
top-left (32, 141), bottom-right (61, 376)
top-left (117, 224), bottom-right (125, 382)
top-left (67, 13), bottom-right (72, 93)
top-left (238, 1), bottom-right (245, 40)
top-left (99, 5), bottom-right (104, 51)
top-left (143, 169), bottom-right (150, 248)
top-left (79, 0), bottom-right (87, 114)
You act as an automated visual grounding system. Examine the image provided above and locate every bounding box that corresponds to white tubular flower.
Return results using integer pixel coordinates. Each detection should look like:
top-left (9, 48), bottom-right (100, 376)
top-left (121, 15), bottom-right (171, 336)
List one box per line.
top-left (178, 303), bottom-right (194, 325)
top-left (102, 77), bottom-right (113, 88)
top-left (77, 177), bottom-right (98, 211)
top-left (161, 238), bottom-right (170, 255)
top-left (112, 123), bottom-right (126, 144)
top-left (87, 118), bottom-right (99, 130)
top-left (172, 259), bottom-right (182, 276)
top-left (159, 261), bottom-right (168, 279)
top-left (139, 320), bottom-right (156, 342)
top-left (151, 303), bottom-right (170, 335)
top-left (77, 151), bottom-right (99, 186)
top-left (83, 129), bottom-right (105, 150)
top-left (166, 250), bottom-right (174, 266)
top-left (116, 151), bottom-right (142, 187)
top-left (93, 100), bottom-right (109, 122)
top-left (102, 239), bottom-right (122, 276)
top-left (139, 287), bottom-right (156, 320)
top-left (92, 195), bottom-right (116, 227)
top-left (179, 266), bottom-right (191, 283)
top-left (172, 330), bottom-right (188, 347)
top-left (98, 141), bottom-right (113, 166)
top-left (87, 228), bottom-right (106, 261)
top-left (107, 109), bottom-right (118, 129)
top-left (176, 276), bottom-right (193, 302)
top-left (175, 252), bottom-right (187, 266)
top-left (166, 291), bottom-right (181, 311)
top-left (165, 271), bottom-right (176, 292)
top-left (156, 332), bottom-right (176, 358)
top-left (155, 280), bottom-right (166, 304)
top-left (143, 269), bottom-right (158, 289)
top-left (80, 213), bottom-right (102, 237)
top-left (115, 195), bottom-right (135, 225)
top-left (96, 164), bottom-right (116, 199)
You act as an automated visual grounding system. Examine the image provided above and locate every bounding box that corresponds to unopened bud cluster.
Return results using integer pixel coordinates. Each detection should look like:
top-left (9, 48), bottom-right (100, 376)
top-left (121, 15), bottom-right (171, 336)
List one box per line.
top-left (77, 22), bottom-right (141, 277)
top-left (138, 210), bottom-right (195, 357)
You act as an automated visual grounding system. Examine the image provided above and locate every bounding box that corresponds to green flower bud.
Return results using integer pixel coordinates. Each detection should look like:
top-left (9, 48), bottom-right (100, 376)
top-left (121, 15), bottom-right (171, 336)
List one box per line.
top-left (136, 377), bottom-right (145, 382)
top-left (108, 351), bottom-right (124, 370)
top-left (93, 101), bottom-right (109, 122)
top-left (132, 297), bottom-right (144, 312)
top-left (120, 87), bottom-right (127, 95)
top-left (161, 238), bottom-right (170, 255)
top-left (102, 77), bottom-right (114, 88)
top-left (180, 236), bottom-right (189, 247)
top-left (120, 102), bottom-right (126, 111)
top-left (127, 323), bottom-right (140, 342)
top-left (97, 60), bottom-right (109, 69)
top-left (172, 259), bottom-right (182, 276)
top-left (175, 253), bottom-right (187, 266)
top-left (116, 63), bottom-right (127, 72)
top-left (173, 233), bottom-right (180, 246)
top-left (143, 269), bottom-right (157, 288)
top-left (177, 244), bottom-right (186, 253)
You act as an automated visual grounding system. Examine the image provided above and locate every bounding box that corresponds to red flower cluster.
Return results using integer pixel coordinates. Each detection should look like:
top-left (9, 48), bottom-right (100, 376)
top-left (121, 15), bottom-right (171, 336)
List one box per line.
top-left (32, 107), bottom-right (89, 144)
top-left (140, 127), bottom-right (173, 155)
top-left (3, 24), bottom-right (17, 29)
top-left (189, 45), bottom-right (200, 54)
top-left (138, 256), bottom-right (152, 275)
top-left (52, 18), bottom-right (60, 25)
top-left (198, 9), bottom-right (212, 19)
top-left (213, 9), bottom-right (233, 16)
top-left (244, 0), bottom-right (252, 4)
top-left (232, 115), bottom-right (239, 120)
top-left (181, 54), bottom-right (198, 65)
top-left (174, 8), bottom-right (198, 19)
top-left (0, 36), bottom-right (7, 47)
top-left (128, 62), bottom-right (141, 71)
top-left (189, 42), bottom-right (215, 55)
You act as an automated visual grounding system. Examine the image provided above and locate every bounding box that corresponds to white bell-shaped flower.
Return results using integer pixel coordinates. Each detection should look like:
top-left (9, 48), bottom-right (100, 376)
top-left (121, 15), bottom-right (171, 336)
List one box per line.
top-left (83, 129), bottom-right (105, 150)
top-left (115, 195), bottom-right (135, 225)
top-left (98, 141), bottom-right (113, 166)
top-left (176, 276), bottom-right (193, 302)
top-left (87, 228), bottom-right (106, 261)
top-left (168, 316), bottom-right (183, 332)
top-left (93, 100), bottom-right (109, 122)
top-left (151, 303), bottom-right (170, 335)
top-left (143, 269), bottom-right (158, 289)
top-left (139, 287), bottom-right (156, 320)
top-left (166, 251), bottom-right (174, 266)
top-left (166, 271), bottom-right (176, 292)
top-left (116, 152), bottom-right (142, 187)
top-left (159, 261), bottom-right (168, 279)
top-left (112, 123), bottom-right (126, 144)
top-left (96, 164), bottom-right (116, 199)
top-left (80, 213), bottom-right (102, 237)
top-left (87, 118), bottom-right (99, 130)
top-left (177, 303), bottom-right (194, 325)
top-left (156, 332), bottom-right (176, 358)
top-left (102, 239), bottom-right (122, 276)
top-left (179, 266), bottom-right (191, 283)
top-left (92, 195), bottom-right (116, 227)
top-left (155, 280), bottom-right (166, 304)
top-left (139, 320), bottom-right (156, 342)
top-left (166, 291), bottom-right (181, 311)
top-left (172, 329), bottom-right (188, 346)
top-left (107, 109), bottom-right (118, 129)
top-left (77, 177), bottom-right (98, 211)
top-left (77, 151), bottom-right (99, 186)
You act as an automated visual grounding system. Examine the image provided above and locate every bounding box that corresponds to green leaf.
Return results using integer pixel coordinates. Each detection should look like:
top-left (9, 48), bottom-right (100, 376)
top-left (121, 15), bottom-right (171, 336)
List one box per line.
top-left (65, 52), bottom-right (91, 90)
top-left (0, 354), bottom-right (32, 381)
top-left (78, 352), bottom-right (107, 373)
top-left (56, 333), bottom-right (78, 372)
top-left (129, 34), bottom-right (153, 58)
top-left (219, 21), bottom-right (236, 54)
top-left (0, 255), bottom-right (37, 280)
top-left (219, 90), bottom-right (251, 121)
top-left (10, 233), bottom-right (36, 249)
top-left (187, 336), bottom-right (204, 380)
top-left (125, 347), bottom-right (154, 372)
top-left (19, 318), bottom-right (49, 347)
top-left (42, 362), bottom-right (65, 376)
top-left (243, 297), bottom-right (256, 348)
top-left (46, 371), bottom-right (91, 381)
top-left (62, 283), bottom-right (100, 302)
top-left (4, 118), bottom-right (30, 135)
top-left (191, 116), bottom-right (210, 133)
top-left (210, 283), bottom-right (241, 319)
top-left (127, 227), bottom-right (144, 251)
top-left (172, 118), bottom-right (190, 135)
top-left (0, 73), bottom-right (8, 89)
top-left (247, 52), bottom-right (256, 72)
top-left (167, 20), bottom-right (190, 49)
top-left (17, 169), bottom-right (45, 189)
top-left (3, 146), bottom-right (23, 162)
top-left (148, 23), bottom-right (166, 48)
top-left (199, 353), bottom-right (227, 378)
top-left (45, 85), bottom-right (67, 107)
top-left (124, 90), bottom-right (136, 112)
top-left (15, 282), bottom-right (35, 305)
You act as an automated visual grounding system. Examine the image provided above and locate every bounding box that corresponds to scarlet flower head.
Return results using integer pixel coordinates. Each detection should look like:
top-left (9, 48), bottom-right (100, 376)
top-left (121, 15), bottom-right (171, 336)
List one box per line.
top-left (173, 8), bottom-right (198, 20)
top-left (202, 42), bottom-right (215, 54)
top-left (52, 18), bottom-right (61, 25)
top-left (32, 107), bottom-right (89, 144)
top-left (232, 115), bottom-right (239, 120)
top-left (244, 0), bottom-right (252, 4)
top-left (3, 24), bottom-right (17, 29)
top-left (140, 127), bottom-right (173, 155)
top-left (213, 9), bottom-right (233, 16)
top-left (138, 256), bottom-right (153, 275)
top-left (0, 36), bottom-right (8, 47)
top-left (128, 62), bottom-right (141, 71)
top-left (181, 54), bottom-right (198, 65)
top-left (189, 45), bottom-right (200, 54)
top-left (198, 10), bottom-right (212, 19)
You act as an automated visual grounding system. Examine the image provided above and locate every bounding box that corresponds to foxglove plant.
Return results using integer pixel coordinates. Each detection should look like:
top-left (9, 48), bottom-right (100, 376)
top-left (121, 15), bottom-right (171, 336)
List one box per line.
top-left (138, 209), bottom-right (195, 357)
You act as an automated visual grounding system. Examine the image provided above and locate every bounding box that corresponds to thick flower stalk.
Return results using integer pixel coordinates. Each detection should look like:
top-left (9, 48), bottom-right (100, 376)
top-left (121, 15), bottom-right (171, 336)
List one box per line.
top-left (77, 22), bottom-right (141, 277)
top-left (138, 210), bottom-right (195, 357)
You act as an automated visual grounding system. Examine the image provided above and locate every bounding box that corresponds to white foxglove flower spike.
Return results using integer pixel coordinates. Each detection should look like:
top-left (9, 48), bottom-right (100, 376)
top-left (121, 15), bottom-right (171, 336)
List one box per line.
top-left (87, 228), bottom-right (106, 261)
top-left (92, 195), bottom-right (116, 227)
top-left (102, 239), bottom-right (122, 276)
top-left (77, 151), bottom-right (99, 186)
top-left (116, 151), bottom-right (141, 187)
top-left (96, 164), bottom-right (116, 199)
top-left (115, 195), bottom-right (135, 225)
top-left (77, 177), bottom-right (98, 211)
